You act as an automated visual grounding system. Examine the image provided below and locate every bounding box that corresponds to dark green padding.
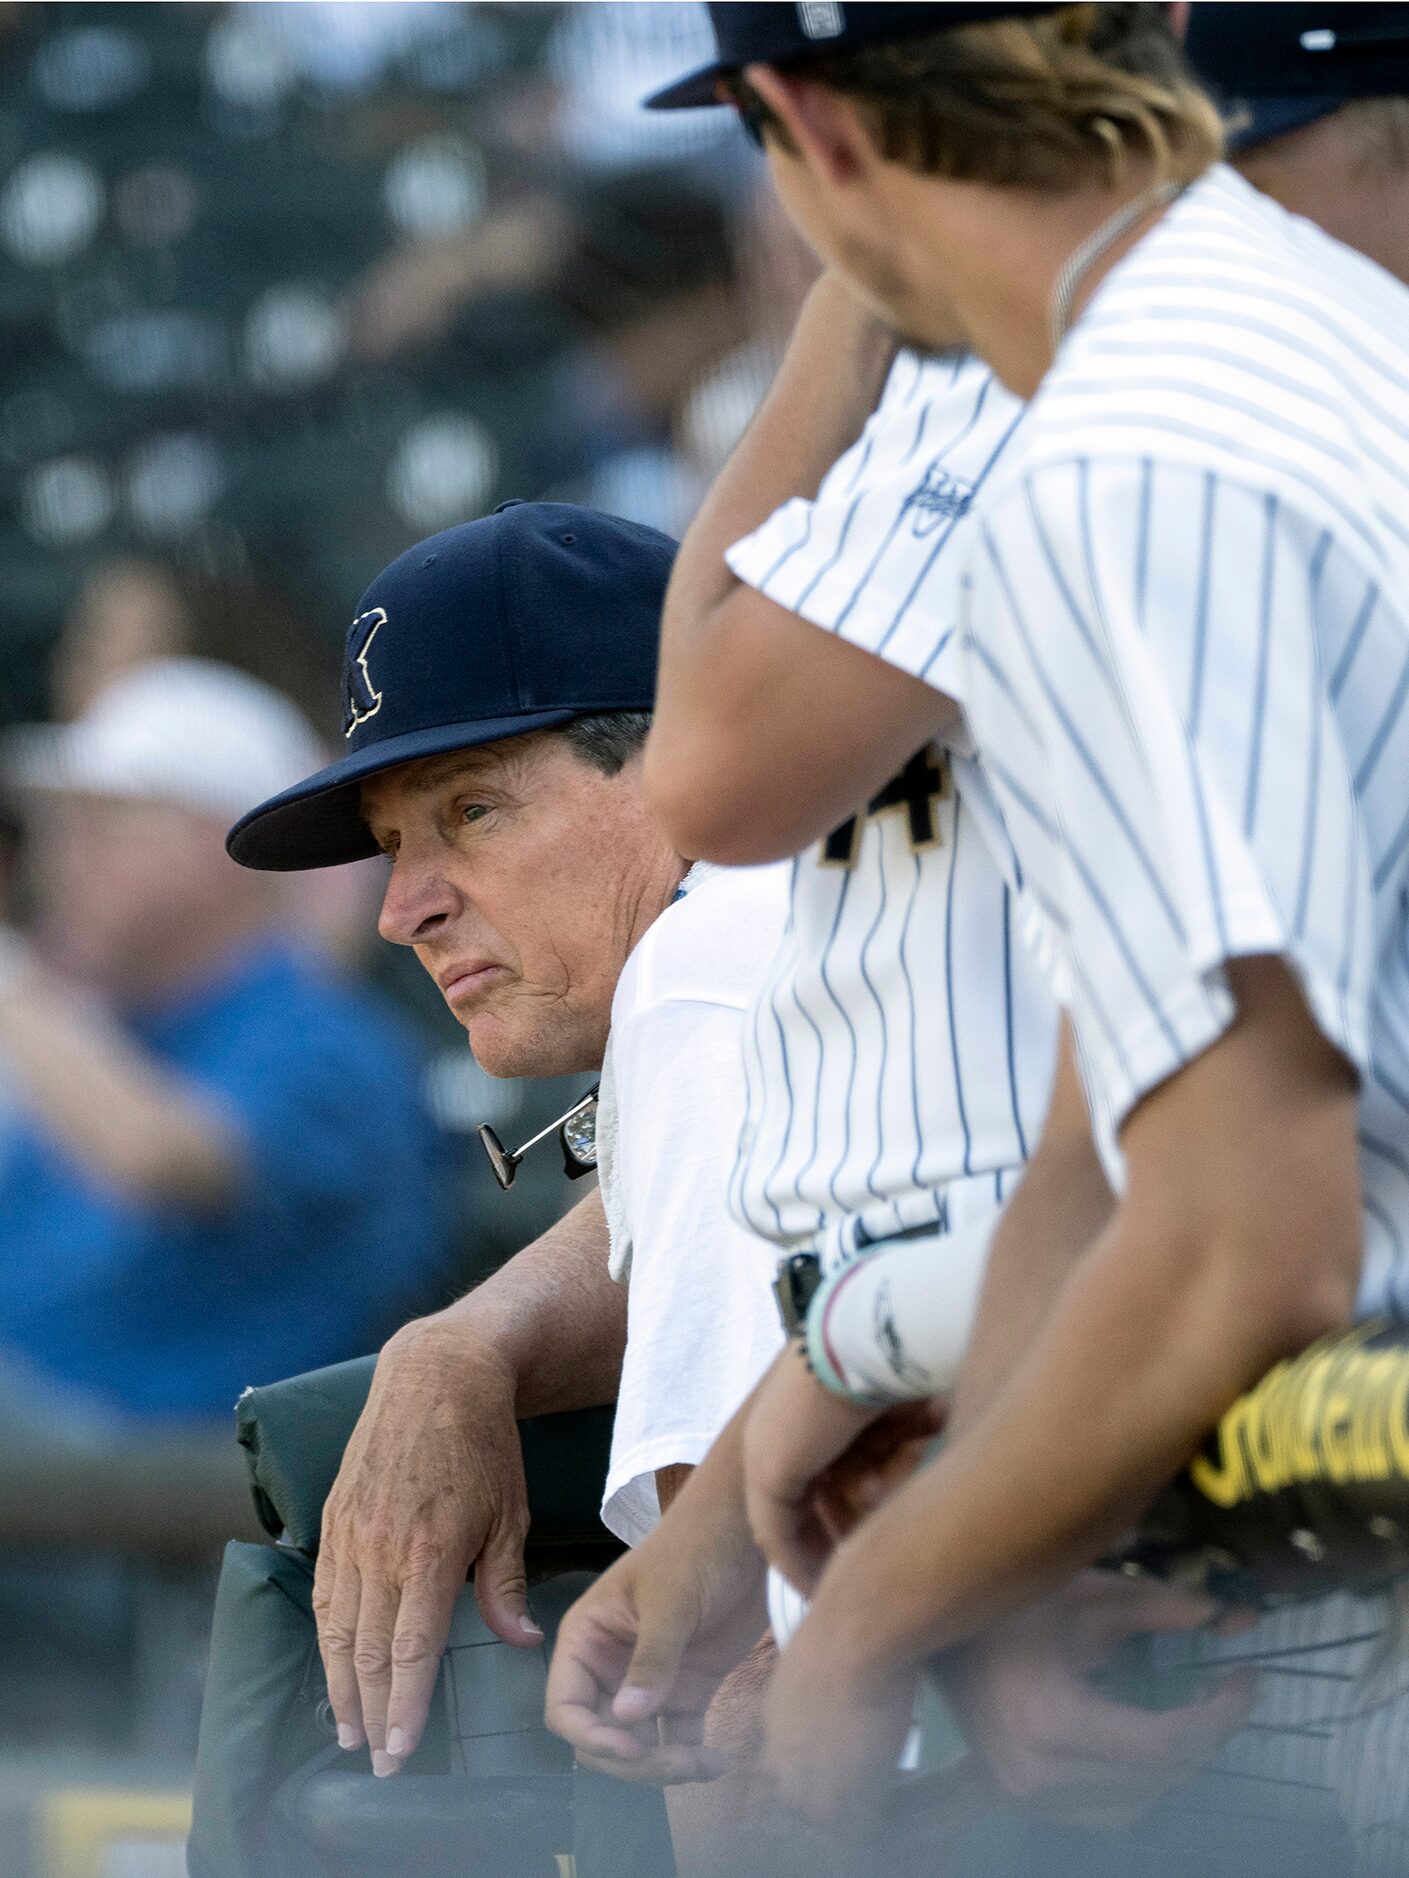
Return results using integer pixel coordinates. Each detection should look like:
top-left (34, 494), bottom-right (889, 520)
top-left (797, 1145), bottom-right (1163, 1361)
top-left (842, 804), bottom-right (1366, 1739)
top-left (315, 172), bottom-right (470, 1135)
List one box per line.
top-left (191, 1355), bottom-right (675, 1877)
top-left (234, 1353), bottom-right (619, 1561)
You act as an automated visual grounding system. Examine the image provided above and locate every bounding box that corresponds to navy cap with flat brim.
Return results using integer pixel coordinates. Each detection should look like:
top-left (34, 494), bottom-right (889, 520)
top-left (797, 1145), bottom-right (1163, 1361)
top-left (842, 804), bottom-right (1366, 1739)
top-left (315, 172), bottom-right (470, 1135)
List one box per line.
top-left (644, 2), bottom-right (1061, 110)
top-left (227, 502), bottom-right (675, 873)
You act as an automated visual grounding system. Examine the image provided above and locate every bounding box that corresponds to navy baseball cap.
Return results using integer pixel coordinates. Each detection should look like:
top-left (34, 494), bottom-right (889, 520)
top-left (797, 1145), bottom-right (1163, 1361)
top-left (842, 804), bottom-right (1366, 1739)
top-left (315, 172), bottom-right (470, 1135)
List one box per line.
top-left (1188, 4), bottom-right (1409, 153)
top-left (644, 2), bottom-right (1060, 110)
top-left (227, 502), bottom-right (675, 872)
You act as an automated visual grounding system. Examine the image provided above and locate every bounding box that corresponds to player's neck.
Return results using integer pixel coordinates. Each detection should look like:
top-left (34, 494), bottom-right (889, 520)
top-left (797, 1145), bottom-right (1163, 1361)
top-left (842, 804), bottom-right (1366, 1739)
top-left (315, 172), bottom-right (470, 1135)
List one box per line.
top-left (891, 167), bottom-right (1187, 399)
top-left (1238, 128), bottom-right (1409, 291)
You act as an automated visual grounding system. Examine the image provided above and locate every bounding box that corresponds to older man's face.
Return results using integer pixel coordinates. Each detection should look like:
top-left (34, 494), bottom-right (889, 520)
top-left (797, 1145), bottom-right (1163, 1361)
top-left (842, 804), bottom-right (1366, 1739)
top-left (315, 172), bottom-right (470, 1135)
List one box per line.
top-left (363, 732), bottom-right (680, 1078)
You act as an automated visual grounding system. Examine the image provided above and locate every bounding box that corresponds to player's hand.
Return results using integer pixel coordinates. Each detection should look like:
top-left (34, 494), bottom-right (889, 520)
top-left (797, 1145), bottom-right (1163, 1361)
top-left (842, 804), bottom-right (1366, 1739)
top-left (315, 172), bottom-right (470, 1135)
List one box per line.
top-left (313, 1321), bottom-right (538, 1777)
top-left (743, 1339), bottom-right (942, 1594)
top-left (942, 1572), bottom-right (1258, 1830)
top-left (759, 1582), bottom-right (921, 1836)
top-left (545, 1458), bottom-right (768, 1783)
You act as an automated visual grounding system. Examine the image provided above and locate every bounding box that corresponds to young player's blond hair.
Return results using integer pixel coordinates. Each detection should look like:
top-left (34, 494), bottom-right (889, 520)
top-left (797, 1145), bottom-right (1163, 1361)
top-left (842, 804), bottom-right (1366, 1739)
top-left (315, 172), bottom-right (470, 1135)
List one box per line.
top-left (729, 3), bottom-right (1224, 193)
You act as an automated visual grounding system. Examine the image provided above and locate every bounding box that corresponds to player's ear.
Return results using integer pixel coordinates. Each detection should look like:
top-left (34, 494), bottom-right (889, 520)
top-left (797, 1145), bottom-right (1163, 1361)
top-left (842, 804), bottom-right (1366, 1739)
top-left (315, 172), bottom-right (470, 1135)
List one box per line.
top-left (744, 64), bottom-right (874, 185)
top-left (1166, 1), bottom-right (1192, 41)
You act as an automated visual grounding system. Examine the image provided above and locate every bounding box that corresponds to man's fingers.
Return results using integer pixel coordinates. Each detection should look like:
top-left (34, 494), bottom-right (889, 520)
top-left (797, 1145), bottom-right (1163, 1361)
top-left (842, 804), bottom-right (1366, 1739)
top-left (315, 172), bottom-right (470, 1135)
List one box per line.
top-left (1134, 1665), bottom-right (1259, 1767)
top-left (610, 1599), bottom-right (694, 1723)
top-left (315, 1556), bottom-right (367, 1751)
top-left (1079, 1574), bottom-right (1220, 1646)
top-left (1052, 1665), bottom-right (1257, 1774)
top-left (576, 1741), bottom-right (732, 1785)
top-left (382, 1576), bottom-right (462, 1768)
top-left (351, 1579), bottom-right (403, 1770)
top-left (475, 1516), bottom-right (542, 1647)
top-left (545, 1611), bottom-right (634, 1751)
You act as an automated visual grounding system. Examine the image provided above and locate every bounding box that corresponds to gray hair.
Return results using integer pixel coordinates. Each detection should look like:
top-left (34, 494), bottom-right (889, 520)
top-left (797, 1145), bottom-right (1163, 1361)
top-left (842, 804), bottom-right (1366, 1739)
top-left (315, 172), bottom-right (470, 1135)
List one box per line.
top-left (558, 711), bottom-right (652, 776)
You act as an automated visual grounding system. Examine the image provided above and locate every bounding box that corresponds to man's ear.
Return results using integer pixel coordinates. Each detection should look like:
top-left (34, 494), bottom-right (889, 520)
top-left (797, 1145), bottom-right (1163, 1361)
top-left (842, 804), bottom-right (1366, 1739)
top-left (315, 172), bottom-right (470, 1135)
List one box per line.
top-left (744, 62), bottom-right (876, 184)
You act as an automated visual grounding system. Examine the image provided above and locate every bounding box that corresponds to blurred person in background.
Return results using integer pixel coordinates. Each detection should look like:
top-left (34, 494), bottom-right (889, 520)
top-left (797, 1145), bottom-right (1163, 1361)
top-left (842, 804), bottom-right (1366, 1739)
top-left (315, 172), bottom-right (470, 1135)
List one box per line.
top-left (0, 656), bottom-right (449, 1423)
top-left (50, 553), bottom-right (380, 968)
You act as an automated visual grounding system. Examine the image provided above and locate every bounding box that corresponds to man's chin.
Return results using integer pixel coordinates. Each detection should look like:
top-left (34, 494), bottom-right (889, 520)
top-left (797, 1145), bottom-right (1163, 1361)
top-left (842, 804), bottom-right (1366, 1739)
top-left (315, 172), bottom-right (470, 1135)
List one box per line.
top-left (463, 1018), bottom-right (597, 1083)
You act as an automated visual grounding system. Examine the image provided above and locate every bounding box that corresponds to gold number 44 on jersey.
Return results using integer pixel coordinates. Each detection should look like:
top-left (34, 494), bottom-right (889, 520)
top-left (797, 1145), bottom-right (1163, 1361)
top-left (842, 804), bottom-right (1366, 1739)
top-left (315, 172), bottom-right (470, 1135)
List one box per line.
top-left (821, 745), bottom-right (949, 868)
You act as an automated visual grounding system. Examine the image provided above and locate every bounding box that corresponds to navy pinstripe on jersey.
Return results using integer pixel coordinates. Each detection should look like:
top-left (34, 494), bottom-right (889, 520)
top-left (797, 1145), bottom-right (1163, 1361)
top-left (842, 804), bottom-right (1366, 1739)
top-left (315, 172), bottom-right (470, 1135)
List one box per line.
top-left (724, 355), bottom-right (1053, 1255)
top-left (933, 166), bottom-right (1409, 1317)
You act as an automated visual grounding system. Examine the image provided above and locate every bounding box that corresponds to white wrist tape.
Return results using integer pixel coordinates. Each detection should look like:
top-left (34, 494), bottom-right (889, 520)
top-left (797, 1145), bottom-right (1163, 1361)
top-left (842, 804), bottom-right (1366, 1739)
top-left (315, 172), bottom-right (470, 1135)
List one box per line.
top-left (804, 1213), bottom-right (997, 1405)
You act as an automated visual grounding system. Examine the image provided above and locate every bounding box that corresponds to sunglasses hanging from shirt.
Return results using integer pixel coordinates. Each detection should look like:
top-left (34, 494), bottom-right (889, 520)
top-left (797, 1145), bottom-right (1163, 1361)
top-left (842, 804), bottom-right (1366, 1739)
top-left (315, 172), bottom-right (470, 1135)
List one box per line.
top-left (478, 1086), bottom-right (599, 1192)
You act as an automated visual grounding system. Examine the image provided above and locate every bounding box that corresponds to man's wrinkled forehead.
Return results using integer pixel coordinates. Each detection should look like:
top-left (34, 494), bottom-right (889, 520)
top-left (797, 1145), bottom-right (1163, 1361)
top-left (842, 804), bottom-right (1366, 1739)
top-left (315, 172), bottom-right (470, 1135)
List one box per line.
top-left (359, 739), bottom-right (525, 825)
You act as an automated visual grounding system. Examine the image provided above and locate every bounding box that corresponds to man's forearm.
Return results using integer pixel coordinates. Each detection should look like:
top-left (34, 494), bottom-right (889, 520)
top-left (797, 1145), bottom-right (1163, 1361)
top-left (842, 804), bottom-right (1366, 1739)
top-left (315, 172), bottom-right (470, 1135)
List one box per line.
top-left (388, 1186), bottom-right (625, 1419)
top-left (661, 270), bottom-right (897, 635)
top-left (958, 1167), bottom-right (1114, 1406)
top-left (646, 278), bottom-right (942, 864)
top-left (951, 1039), bottom-right (1115, 1434)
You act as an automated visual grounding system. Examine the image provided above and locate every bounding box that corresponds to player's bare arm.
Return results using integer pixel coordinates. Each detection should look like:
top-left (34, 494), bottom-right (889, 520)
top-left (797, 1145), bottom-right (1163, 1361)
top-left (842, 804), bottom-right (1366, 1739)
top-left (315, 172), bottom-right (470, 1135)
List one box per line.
top-left (948, 1023), bottom-right (1116, 1434)
top-left (756, 956), bottom-right (1361, 1827)
top-left (645, 275), bottom-right (955, 865)
top-left (315, 1186), bottom-right (625, 1775)
top-left (546, 1384), bottom-right (767, 1783)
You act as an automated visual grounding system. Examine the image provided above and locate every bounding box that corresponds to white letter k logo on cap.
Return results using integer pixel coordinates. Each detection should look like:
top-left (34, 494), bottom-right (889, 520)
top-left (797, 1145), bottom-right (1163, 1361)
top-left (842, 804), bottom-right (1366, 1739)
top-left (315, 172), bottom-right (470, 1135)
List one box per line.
top-left (344, 607), bottom-right (386, 737)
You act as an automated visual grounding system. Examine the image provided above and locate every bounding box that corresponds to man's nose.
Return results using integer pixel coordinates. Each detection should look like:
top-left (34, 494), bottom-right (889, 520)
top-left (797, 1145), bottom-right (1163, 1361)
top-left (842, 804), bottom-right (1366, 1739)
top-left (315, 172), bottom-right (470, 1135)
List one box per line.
top-left (378, 854), bottom-right (460, 946)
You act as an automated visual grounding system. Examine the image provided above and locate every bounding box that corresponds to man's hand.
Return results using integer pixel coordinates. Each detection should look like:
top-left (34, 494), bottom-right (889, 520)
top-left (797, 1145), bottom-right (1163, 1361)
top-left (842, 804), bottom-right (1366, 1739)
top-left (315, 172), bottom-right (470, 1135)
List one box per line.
top-left (546, 1420), bottom-right (767, 1783)
top-left (743, 1340), bottom-right (944, 1594)
top-left (760, 1587), bottom-right (920, 1837)
top-left (943, 1573), bottom-right (1258, 1831)
top-left (313, 1322), bottom-right (538, 1776)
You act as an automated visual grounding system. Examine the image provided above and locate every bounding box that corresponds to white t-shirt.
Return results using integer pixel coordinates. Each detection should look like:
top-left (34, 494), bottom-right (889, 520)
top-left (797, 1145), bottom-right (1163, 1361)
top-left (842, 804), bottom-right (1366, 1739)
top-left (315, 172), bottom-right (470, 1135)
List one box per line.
top-left (599, 862), bottom-right (790, 1544)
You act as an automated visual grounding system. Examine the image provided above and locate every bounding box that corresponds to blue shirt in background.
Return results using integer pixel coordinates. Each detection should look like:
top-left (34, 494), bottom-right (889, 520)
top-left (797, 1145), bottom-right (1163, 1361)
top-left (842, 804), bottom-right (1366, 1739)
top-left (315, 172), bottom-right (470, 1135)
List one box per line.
top-left (0, 942), bottom-right (453, 1419)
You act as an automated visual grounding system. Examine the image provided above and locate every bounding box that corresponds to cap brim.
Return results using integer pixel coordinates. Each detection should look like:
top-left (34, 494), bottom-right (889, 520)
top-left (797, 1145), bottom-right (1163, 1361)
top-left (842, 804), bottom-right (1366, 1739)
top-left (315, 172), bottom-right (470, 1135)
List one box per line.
top-left (1224, 94), bottom-right (1342, 154)
top-left (643, 61), bottom-right (730, 110)
top-left (226, 708), bottom-right (578, 872)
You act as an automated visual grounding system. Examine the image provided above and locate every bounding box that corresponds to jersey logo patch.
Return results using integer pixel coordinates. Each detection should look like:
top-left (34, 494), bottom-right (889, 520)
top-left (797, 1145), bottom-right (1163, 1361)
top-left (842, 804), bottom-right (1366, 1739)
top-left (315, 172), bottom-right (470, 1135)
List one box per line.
top-left (821, 745), bottom-right (948, 867)
top-left (344, 607), bottom-right (386, 737)
top-left (903, 460), bottom-right (976, 537)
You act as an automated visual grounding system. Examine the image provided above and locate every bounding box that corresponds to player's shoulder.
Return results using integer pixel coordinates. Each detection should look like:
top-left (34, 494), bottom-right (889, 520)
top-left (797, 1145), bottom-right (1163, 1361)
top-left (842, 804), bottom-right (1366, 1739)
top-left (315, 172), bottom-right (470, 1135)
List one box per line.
top-left (987, 167), bottom-right (1409, 529)
top-left (613, 861), bottom-right (790, 1022)
top-left (1038, 166), bottom-right (1409, 434)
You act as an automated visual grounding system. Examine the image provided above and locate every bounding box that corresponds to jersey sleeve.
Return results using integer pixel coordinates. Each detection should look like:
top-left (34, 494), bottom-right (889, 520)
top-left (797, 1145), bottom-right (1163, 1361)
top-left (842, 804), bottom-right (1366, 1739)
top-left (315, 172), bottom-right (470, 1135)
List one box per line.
top-left (724, 356), bottom-right (1025, 699)
top-left (966, 456), bottom-right (1379, 1163)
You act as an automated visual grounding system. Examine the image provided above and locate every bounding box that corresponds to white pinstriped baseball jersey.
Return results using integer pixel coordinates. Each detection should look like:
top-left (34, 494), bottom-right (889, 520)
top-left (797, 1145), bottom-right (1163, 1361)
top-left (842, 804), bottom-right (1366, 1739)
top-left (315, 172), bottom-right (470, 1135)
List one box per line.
top-left (724, 353), bottom-right (1055, 1256)
top-left (901, 165), bottom-right (1409, 1320)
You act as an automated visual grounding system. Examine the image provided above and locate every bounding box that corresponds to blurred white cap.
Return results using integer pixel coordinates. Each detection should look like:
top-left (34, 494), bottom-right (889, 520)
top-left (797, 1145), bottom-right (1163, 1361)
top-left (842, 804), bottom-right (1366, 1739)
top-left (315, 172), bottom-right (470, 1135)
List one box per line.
top-left (4, 656), bottom-right (328, 825)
